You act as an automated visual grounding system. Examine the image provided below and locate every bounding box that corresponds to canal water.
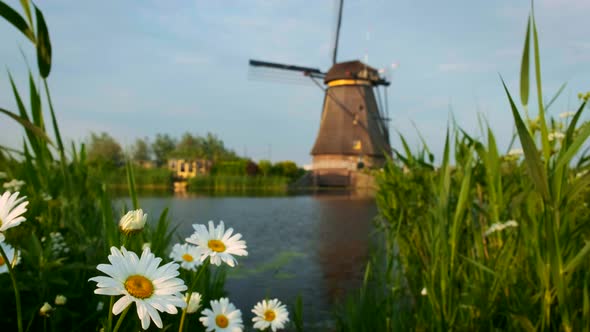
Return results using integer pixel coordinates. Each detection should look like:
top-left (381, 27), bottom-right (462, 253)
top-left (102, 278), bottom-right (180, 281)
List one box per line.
top-left (122, 193), bottom-right (377, 327)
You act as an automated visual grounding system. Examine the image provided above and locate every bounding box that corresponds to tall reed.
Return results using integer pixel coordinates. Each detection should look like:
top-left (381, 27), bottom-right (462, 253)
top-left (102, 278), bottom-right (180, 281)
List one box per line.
top-left (336, 6), bottom-right (590, 332)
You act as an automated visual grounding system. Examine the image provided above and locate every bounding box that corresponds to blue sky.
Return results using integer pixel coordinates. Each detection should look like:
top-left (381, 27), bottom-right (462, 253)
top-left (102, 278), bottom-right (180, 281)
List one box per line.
top-left (1, 0), bottom-right (589, 165)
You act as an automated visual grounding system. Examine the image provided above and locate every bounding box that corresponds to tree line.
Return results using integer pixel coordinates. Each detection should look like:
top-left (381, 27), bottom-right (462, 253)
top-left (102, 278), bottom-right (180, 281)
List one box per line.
top-left (86, 132), bottom-right (239, 167)
top-left (85, 132), bottom-right (304, 181)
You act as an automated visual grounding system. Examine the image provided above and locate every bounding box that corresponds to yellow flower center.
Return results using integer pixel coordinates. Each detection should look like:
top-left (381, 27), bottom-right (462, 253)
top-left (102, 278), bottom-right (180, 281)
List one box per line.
top-left (215, 314), bottom-right (229, 328)
top-left (0, 256), bottom-right (4, 266)
top-left (182, 253), bottom-right (194, 262)
top-left (264, 309), bottom-right (276, 321)
top-left (124, 275), bottom-right (154, 299)
top-left (208, 239), bottom-right (226, 253)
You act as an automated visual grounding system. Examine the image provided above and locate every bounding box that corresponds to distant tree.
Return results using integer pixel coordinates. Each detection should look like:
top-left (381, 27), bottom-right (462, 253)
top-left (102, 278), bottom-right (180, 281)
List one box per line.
top-left (170, 132), bottom-right (239, 161)
top-left (87, 132), bottom-right (124, 167)
top-left (132, 137), bottom-right (151, 161)
top-left (258, 160), bottom-right (272, 176)
top-left (152, 134), bottom-right (176, 166)
top-left (272, 161), bottom-right (301, 179)
top-left (172, 133), bottom-right (202, 159)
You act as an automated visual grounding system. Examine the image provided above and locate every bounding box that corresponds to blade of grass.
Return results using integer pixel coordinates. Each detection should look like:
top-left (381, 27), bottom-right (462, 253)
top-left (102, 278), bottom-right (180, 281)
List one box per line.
top-left (520, 15), bottom-right (531, 108)
top-left (126, 159), bottom-right (139, 210)
top-left (0, 107), bottom-right (54, 145)
top-left (0, 1), bottom-right (35, 42)
top-left (18, 0), bottom-right (32, 26)
top-left (562, 241), bottom-right (590, 274)
top-left (532, 14), bottom-right (551, 162)
top-left (34, 5), bottom-right (51, 78)
top-left (545, 82), bottom-right (567, 112)
top-left (501, 77), bottom-right (550, 201)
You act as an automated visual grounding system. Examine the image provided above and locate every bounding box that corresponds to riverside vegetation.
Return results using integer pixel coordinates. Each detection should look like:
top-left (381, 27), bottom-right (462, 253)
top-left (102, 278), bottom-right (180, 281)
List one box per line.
top-left (335, 8), bottom-right (590, 332)
top-left (0, 2), bottom-right (300, 331)
top-left (2, 1), bottom-right (590, 332)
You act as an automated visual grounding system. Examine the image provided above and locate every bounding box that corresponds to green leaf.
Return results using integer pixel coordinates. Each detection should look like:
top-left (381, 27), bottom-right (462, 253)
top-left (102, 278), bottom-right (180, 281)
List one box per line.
top-left (0, 107), bottom-right (54, 146)
top-left (34, 5), bottom-right (51, 78)
top-left (29, 73), bottom-right (43, 128)
top-left (544, 82), bottom-right (567, 112)
top-left (0, 1), bottom-right (35, 42)
top-left (126, 159), bottom-right (139, 210)
top-left (532, 15), bottom-right (551, 163)
top-left (512, 315), bottom-right (536, 332)
top-left (555, 122), bottom-right (590, 177)
top-left (501, 77), bottom-right (550, 201)
top-left (564, 170), bottom-right (590, 203)
top-left (461, 254), bottom-right (497, 277)
top-left (18, 0), bottom-right (32, 25)
top-left (564, 101), bottom-right (587, 147)
top-left (398, 132), bottom-right (414, 165)
top-left (520, 15), bottom-right (531, 107)
top-left (562, 241), bottom-right (590, 274)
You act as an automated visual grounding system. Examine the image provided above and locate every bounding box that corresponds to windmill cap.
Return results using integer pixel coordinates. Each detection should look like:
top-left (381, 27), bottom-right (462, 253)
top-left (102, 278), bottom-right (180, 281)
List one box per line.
top-left (324, 60), bottom-right (383, 84)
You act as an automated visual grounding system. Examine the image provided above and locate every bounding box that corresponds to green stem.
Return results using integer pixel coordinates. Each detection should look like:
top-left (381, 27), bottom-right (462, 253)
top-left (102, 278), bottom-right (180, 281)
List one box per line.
top-left (107, 296), bottom-right (115, 332)
top-left (178, 260), bottom-right (209, 332)
top-left (0, 244), bottom-right (23, 332)
top-left (112, 306), bottom-right (130, 332)
top-left (177, 292), bottom-right (190, 332)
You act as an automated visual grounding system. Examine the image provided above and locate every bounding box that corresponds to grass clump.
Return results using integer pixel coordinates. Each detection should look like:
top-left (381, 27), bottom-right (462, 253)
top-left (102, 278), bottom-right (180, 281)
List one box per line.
top-left (335, 7), bottom-right (590, 332)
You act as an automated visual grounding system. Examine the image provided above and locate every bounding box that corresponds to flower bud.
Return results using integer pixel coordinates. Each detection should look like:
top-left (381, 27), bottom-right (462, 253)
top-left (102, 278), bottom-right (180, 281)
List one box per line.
top-left (54, 294), bottom-right (67, 306)
top-left (185, 292), bottom-right (202, 314)
top-left (119, 209), bottom-right (147, 235)
top-left (40, 302), bottom-right (53, 317)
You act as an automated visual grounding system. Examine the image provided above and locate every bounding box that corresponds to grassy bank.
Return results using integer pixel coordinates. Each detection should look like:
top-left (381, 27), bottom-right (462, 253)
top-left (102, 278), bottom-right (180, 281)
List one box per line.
top-left (188, 175), bottom-right (290, 194)
top-left (101, 166), bottom-right (173, 190)
top-left (335, 9), bottom-right (590, 331)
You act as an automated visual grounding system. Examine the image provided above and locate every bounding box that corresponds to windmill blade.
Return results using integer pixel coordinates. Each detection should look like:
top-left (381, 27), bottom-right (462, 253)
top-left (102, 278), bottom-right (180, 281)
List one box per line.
top-left (248, 59), bottom-right (325, 86)
top-left (249, 59), bottom-right (324, 76)
top-left (332, 0), bottom-right (344, 65)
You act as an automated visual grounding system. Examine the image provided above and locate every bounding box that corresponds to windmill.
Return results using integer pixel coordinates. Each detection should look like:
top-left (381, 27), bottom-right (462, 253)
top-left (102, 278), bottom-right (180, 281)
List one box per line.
top-left (249, 0), bottom-right (392, 187)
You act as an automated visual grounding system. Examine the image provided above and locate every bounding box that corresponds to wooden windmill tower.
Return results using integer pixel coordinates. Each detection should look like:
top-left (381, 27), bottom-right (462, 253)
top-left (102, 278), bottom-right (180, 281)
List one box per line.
top-left (249, 0), bottom-right (392, 186)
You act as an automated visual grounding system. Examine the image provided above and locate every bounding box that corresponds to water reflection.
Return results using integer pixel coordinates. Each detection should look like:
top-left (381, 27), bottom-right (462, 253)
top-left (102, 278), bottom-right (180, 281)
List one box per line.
top-left (120, 193), bottom-right (376, 328)
top-left (315, 194), bottom-right (375, 302)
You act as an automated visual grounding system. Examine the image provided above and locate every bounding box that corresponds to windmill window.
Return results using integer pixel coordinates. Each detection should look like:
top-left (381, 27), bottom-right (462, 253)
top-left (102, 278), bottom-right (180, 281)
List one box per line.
top-left (359, 105), bottom-right (364, 111)
top-left (353, 140), bottom-right (362, 150)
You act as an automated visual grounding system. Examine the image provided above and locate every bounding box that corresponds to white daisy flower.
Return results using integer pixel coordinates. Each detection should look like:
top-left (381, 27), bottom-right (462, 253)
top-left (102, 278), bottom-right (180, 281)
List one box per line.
top-left (170, 243), bottom-right (202, 271)
top-left (2, 179), bottom-right (25, 192)
top-left (88, 246), bottom-right (187, 330)
top-left (252, 299), bottom-right (290, 332)
top-left (185, 292), bottom-right (202, 314)
top-left (200, 297), bottom-right (243, 332)
top-left (119, 209), bottom-right (147, 235)
top-left (0, 191), bottom-right (29, 242)
top-left (0, 241), bottom-right (20, 274)
top-left (186, 221), bottom-right (247, 267)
